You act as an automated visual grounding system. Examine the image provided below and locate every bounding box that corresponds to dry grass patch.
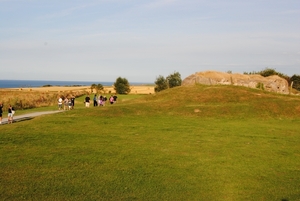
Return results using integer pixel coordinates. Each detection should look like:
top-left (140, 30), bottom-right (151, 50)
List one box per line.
top-left (0, 85), bottom-right (154, 111)
top-left (0, 90), bottom-right (86, 110)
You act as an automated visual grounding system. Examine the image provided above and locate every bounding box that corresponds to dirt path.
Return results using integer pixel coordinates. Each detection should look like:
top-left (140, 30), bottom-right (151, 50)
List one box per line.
top-left (1, 110), bottom-right (64, 125)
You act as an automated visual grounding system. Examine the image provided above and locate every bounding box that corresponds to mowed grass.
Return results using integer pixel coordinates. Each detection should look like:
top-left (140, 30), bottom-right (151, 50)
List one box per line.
top-left (1, 85), bottom-right (300, 201)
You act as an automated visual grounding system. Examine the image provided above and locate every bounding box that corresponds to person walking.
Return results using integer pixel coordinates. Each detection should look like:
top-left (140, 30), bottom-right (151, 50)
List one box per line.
top-left (71, 96), bottom-right (75, 109)
top-left (93, 94), bottom-right (98, 107)
top-left (113, 94), bottom-right (118, 103)
top-left (7, 105), bottom-right (13, 124)
top-left (98, 95), bottom-right (104, 106)
top-left (58, 97), bottom-right (63, 110)
top-left (103, 96), bottom-right (107, 106)
top-left (0, 103), bottom-right (3, 124)
top-left (85, 95), bottom-right (90, 107)
top-left (109, 95), bottom-right (114, 104)
top-left (64, 97), bottom-right (69, 110)
top-left (68, 98), bottom-right (72, 110)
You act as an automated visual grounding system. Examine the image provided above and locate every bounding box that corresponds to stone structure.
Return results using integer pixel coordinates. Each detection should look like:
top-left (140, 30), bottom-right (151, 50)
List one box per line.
top-left (182, 71), bottom-right (289, 94)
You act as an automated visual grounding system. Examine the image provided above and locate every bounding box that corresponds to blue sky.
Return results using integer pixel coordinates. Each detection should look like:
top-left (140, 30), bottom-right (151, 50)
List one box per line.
top-left (1, 0), bottom-right (299, 82)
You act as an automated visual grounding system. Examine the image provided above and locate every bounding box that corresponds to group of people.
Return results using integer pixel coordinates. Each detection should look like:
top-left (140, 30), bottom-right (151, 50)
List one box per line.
top-left (0, 103), bottom-right (15, 124)
top-left (58, 96), bottom-right (75, 110)
top-left (85, 94), bottom-right (118, 107)
top-left (57, 94), bottom-right (118, 110)
top-left (1, 94), bottom-right (119, 124)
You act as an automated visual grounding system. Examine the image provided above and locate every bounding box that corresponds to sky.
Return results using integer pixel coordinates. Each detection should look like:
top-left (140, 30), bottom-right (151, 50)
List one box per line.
top-left (0, 0), bottom-right (299, 83)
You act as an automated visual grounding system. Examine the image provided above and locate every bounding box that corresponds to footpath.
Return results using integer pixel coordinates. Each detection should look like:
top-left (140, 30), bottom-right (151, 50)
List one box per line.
top-left (1, 110), bottom-right (64, 125)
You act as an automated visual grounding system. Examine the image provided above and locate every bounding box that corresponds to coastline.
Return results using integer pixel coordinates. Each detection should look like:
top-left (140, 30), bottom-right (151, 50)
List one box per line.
top-left (0, 79), bottom-right (153, 89)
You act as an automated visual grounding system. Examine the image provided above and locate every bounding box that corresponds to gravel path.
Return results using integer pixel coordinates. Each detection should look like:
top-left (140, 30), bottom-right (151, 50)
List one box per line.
top-left (1, 110), bottom-right (64, 125)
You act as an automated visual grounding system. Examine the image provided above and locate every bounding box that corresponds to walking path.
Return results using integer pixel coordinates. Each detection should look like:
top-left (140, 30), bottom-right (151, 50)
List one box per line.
top-left (1, 110), bottom-right (64, 125)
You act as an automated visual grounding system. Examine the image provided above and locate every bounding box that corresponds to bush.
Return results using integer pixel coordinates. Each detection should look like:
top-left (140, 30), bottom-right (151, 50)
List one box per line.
top-left (167, 71), bottom-right (182, 88)
top-left (154, 71), bottom-right (182, 92)
top-left (154, 75), bottom-right (168, 92)
top-left (290, 75), bottom-right (300, 91)
top-left (91, 83), bottom-right (104, 93)
top-left (256, 82), bottom-right (264, 90)
top-left (114, 77), bottom-right (131, 94)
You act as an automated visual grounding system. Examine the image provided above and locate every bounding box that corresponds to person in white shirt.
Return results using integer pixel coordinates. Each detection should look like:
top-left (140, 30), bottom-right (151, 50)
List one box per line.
top-left (58, 97), bottom-right (63, 110)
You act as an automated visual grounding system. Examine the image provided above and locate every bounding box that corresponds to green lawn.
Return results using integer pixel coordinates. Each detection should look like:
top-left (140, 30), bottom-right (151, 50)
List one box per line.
top-left (1, 85), bottom-right (300, 201)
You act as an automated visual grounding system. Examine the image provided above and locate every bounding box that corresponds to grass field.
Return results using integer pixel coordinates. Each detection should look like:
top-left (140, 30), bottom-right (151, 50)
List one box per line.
top-left (1, 84), bottom-right (300, 200)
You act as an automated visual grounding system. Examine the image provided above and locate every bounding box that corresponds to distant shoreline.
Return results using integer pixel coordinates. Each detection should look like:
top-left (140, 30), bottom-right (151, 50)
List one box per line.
top-left (0, 79), bottom-right (153, 89)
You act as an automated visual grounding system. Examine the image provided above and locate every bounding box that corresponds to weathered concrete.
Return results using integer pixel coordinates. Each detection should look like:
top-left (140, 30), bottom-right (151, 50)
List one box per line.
top-left (182, 71), bottom-right (289, 94)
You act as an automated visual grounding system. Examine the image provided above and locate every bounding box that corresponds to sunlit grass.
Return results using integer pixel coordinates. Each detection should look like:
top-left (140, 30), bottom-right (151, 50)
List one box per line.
top-left (0, 85), bottom-right (300, 200)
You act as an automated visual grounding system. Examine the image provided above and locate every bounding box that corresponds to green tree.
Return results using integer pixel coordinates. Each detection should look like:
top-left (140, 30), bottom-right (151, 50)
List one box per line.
top-left (243, 68), bottom-right (290, 84)
top-left (114, 77), bottom-right (131, 94)
top-left (91, 84), bottom-right (97, 93)
top-left (154, 75), bottom-right (168, 92)
top-left (91, 83), bottom-right (104, 93)
top-left (96, 84), bottom-right (104, 93)
top-left (154, 72), bottom-right (182, 92)
top-left (259, 68), bottom-right (278, 77)
top-left (166, 71), bottom-right (182, 88)
top-left (290, 75), bottom-right (300, 91)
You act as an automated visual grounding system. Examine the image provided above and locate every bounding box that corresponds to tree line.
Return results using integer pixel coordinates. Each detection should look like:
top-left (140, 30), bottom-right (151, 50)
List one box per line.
top-left (90, 77), bottom-right (131, 95)
top-left (90, 72), bottom-right (183, 94)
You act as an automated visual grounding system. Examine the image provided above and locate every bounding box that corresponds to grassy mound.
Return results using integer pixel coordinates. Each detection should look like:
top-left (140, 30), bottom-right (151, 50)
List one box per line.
top-left (106, 84), bottom-right (300, 119)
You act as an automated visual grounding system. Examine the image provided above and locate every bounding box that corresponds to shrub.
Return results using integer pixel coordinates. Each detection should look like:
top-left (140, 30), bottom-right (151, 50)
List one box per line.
top-left (114, 77), bottom-right (131, 94)
top-left (290, 74), bottom-right (300, 91)
top-left (154, 72), bottom-right (182, 92)
top-left (154, 75), bottom-right (168, 92)
top-left (256, 82), bottom-right (264, 90)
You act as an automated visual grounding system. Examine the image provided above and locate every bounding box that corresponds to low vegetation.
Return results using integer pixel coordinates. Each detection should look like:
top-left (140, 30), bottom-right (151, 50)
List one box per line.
top-left (114, 77), bottom-right (131, 94)
top-left (244, 67), bottom-right (300, 91)
top-left (0, 89), bottom-right (86, 110)
top-left (154, 71), bottom-right (182, 92)
top-left (0, 84), bottom-right (300, 200)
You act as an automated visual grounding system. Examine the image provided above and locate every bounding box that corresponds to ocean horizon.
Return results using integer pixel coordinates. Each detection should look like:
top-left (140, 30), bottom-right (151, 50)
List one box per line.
top-left (0, 79), bottom-right (153, 88)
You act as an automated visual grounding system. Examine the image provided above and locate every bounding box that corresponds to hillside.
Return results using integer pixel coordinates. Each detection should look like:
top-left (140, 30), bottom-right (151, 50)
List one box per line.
top-left (118, 84), bottom-right (300, 119)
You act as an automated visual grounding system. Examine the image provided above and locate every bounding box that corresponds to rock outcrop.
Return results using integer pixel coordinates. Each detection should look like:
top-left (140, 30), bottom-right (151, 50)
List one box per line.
top-left (182, 71), bottom-right (289, 94)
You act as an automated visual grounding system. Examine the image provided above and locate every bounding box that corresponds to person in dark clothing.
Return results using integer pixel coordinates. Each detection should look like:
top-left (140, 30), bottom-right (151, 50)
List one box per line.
top-left (7, 104), bottom-right (14, 124)
top-left (0, 103), bottom-right (3, 124)
top-left (93, 94), bottom-right (98, 107)
top-left (85, 95), bottom-right (90, 107)
top-left (103, 96), bottom-right (107, 106)
top-left (71, 96), bottom-right (75, 109)
top-left (113, 94), bottom-right (118, 103)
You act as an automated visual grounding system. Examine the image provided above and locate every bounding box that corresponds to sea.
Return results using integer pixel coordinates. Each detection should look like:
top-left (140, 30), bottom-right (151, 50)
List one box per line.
top-left (0, 80), bottom-right (151, 88)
